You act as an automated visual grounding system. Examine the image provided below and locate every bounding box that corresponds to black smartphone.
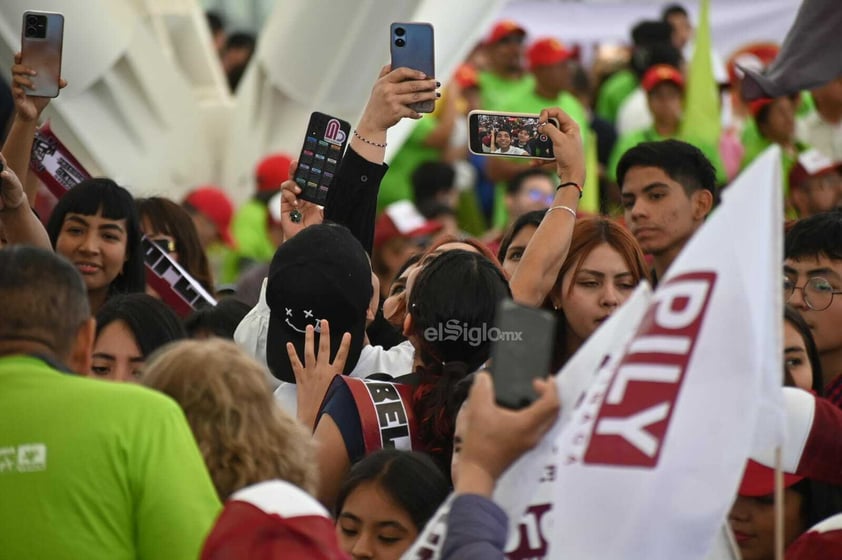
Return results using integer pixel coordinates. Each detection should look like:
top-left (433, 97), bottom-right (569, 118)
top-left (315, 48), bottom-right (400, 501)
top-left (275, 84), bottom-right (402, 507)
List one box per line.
top-left (468, 110), bottom-right (559, 160)
top-left (390, 22), bottom-right (435, 113)
top-left (293, 112), bottom-right (351, 206)
top-left (21, 11), bottom-right (64, 98)
top-left (490, 299), bottom-right (557, 410)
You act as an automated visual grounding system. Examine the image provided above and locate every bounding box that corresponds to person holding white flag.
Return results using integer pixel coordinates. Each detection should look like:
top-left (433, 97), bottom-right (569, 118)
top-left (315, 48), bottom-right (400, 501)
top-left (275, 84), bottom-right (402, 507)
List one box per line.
top-left (547, 144), bottom-right (785, 559)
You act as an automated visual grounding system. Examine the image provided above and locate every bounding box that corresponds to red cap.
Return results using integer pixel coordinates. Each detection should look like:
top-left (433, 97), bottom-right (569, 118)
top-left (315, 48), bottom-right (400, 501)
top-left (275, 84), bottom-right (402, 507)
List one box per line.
top-left (184, 186), bottom-right (235, 247)
top-left (641, 64), bottom-right (685, 92)
top-left (486, 20), bottom-right (526, 45)
top-left (738, 459), bottom-right (803, 497)
top-left (527, 38), bottom-right (574, 69)
top-left (727, 43), bottom-right (780, 85)
top-left (373, 201), bottom-right (442, 249)
top-left (256, 154), bottom-right (293, 193)
top-left (789, 148), bottom-right (842, 189)
top-left (453, 63), bottom-right (479, 89)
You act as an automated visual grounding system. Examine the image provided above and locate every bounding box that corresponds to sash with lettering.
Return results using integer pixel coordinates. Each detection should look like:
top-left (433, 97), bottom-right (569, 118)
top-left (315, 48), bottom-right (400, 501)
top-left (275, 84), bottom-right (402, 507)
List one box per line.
top-left (327, 376), bottom-right (423, 454)
top-left (29, 124), bottom-right (216, 316)
top-left (547, 146), bottom-right (786, 559)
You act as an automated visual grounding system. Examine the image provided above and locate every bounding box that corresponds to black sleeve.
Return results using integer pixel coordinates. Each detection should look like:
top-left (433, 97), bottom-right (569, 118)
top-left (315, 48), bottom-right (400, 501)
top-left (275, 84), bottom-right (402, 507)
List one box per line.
top-left (319, 379), bottom-right (366, 465)
top-left (324, 146), bottom-right (388, 255)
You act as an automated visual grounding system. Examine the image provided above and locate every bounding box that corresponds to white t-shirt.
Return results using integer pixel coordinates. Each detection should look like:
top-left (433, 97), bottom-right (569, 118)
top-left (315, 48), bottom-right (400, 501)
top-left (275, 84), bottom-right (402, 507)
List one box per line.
top-left (797, 111), bottom-right (842, 164)
top-left (493, 146), bottom-right (528, 155)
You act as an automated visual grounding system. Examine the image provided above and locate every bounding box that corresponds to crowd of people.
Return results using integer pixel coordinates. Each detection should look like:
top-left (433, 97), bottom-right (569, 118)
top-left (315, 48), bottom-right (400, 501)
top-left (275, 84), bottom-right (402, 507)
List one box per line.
top-left (2, 2), bottom-right (842, 559)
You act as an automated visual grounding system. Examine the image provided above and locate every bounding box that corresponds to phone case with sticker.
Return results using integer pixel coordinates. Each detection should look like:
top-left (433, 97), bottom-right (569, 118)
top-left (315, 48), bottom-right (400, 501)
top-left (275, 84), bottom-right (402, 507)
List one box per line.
top-left (293, 112), bottom-right (351, 206)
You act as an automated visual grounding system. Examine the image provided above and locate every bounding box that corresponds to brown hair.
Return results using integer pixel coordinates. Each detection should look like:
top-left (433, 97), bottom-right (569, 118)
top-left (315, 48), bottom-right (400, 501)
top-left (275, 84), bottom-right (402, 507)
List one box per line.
top-left (550, 217), bottom-right (650, 367)
top-left (141, 339), bottom-right (316, 500)
top-left (136, 197), bottom-right (215, 293)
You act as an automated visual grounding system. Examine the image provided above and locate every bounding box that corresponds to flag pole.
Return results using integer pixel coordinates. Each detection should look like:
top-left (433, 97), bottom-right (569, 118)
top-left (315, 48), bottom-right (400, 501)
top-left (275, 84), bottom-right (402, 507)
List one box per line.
top-left (774, 446), bottom-right (784, 560)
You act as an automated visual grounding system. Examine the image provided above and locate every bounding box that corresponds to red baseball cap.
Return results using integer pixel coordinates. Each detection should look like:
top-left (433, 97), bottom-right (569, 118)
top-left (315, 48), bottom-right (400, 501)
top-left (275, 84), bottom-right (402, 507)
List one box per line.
top-left (486, 20), bottom-right (526, 45)
top-left (527, 38), bottom-right (574, 69)
top-left (373, 201), bottom-right (442, 249)
top-left (184, 186), bottom-right (235, 247)
top-left (747, 97), bottom-right (775, 118)
top-left (641, 64), bottom-right (685, 92)
top-left (256, 154), bottom-right (293, 193)
top-left (789, 148), bottom-right (842, 189)
top-left (738, 459), bottom-right (803, 497)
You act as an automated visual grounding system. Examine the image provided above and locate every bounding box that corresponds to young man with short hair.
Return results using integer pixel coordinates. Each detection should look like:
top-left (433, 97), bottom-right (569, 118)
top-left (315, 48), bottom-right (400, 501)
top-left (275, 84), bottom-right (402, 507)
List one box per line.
top-left (785, 212), bottom-right (842, 402)
top-left (617, 139), bottom-right (717, 283)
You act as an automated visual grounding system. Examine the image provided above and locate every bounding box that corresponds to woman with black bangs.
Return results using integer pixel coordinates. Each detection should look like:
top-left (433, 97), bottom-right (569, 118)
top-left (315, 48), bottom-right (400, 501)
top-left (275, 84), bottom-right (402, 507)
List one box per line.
top-left (46, 178), bottom-right (145, 314)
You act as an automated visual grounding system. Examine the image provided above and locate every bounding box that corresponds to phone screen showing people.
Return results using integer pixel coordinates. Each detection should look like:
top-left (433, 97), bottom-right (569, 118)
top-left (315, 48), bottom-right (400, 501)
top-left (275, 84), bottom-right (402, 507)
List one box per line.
top-left (468, 111), bottom-right (557, 160)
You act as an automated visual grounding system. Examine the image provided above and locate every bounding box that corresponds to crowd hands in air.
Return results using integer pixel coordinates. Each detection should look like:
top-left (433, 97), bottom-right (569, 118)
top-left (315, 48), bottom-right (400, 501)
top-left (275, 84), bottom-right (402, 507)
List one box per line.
top-left (3, 3), bottom-right (842, 559)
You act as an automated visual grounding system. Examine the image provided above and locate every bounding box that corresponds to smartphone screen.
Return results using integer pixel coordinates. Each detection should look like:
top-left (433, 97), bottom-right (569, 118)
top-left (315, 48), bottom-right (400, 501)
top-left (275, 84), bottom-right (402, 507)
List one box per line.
top-left (20, 11), bottom-right (64, 98)
top-left (490, 299), bottom-right (557, 410)
top-left (468, 110), bottom-right (558, 160)
top-left (390, 22), bottom-right (435, 113)
top-left (293, 112), bottom-right (351, 206)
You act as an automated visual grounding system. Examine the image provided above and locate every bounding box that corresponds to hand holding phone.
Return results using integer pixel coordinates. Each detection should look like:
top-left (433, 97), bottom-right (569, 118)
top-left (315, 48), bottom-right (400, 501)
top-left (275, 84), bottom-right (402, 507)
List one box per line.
top-left (20, 11), bottom-right (64, 99)
top-left (469, 111), bottom-right (559, 160)
top-left (489, 299), bottom-right (557, 409)
top-left (390, 23), bottom-right (436, 113)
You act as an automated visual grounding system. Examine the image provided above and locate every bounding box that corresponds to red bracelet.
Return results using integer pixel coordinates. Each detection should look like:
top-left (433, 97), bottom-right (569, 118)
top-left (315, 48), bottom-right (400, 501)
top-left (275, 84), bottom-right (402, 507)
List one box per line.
top-left (557, 181), bottom-right (583, 198)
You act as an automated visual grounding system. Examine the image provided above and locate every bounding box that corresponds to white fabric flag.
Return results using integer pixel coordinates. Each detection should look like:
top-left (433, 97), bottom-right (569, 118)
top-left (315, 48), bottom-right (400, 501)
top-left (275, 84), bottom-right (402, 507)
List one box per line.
top-left (402, 283), bottom-right (653, 560)
top-left (548, 146), bottom-right (785, 559)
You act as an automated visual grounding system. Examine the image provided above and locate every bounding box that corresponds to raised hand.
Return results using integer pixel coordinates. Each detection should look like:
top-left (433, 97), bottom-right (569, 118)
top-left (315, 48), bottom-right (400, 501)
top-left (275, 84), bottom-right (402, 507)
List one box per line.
top-left (11, 52), bottom-right (67, 122)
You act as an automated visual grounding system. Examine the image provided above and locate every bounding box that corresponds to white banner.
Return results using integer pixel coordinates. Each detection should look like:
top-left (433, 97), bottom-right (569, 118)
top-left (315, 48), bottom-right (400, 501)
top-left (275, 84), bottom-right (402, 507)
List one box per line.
top-left (548, 146), bottom-right (785, 559)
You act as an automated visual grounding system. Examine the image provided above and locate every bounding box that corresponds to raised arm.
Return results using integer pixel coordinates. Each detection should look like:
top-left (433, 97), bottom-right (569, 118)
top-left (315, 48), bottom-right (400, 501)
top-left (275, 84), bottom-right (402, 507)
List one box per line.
top-left (0, 153), bottom-right (51, 249)
top-left (508, 107), bottom-right (586, 307)
top-left (3, 52), bottom-right (67, 206)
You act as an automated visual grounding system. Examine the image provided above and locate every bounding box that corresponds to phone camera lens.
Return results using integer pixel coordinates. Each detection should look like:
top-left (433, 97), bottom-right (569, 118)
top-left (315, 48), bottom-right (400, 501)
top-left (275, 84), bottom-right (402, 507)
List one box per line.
top-left (395, 27), bottom-right (405, 37)
top-left (27, 16), bottom-right (38, 25)
top-left (395, 38), bottom-right (406, 47)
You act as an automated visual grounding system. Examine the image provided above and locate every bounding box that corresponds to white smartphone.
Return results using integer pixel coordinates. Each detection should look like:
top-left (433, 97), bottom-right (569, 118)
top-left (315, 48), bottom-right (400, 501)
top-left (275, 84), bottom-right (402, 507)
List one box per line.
top-left (468, 110), bottom-right (560, 160)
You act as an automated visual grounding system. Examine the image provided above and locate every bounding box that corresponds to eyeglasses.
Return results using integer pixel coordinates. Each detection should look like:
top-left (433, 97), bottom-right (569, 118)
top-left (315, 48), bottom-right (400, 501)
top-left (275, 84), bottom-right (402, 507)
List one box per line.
top-left (151, 237), bottom-right (177, 254)
top-left (784, 276), bottom-right (842, 311)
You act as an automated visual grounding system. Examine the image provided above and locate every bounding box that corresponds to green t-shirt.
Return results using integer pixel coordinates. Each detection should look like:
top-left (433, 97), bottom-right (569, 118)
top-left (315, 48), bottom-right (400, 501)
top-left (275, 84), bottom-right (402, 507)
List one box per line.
top-left (377, 115), bottom-right (439, 212)
top-left (0, 356), bottom-right (221, 560)
top-left (608, 126), bottom-right (728, 186)
top-left (596, 69), bottom-right (638, 124)
top-left (478, 71), bottom-right (535, 110)
top-left (232, 199), bottom-right (274, 263)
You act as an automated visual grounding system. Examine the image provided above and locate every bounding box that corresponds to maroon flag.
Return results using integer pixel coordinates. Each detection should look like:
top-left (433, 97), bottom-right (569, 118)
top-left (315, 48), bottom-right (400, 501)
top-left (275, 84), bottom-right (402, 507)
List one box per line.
top-left (741, 0), bottom-right (842, 100)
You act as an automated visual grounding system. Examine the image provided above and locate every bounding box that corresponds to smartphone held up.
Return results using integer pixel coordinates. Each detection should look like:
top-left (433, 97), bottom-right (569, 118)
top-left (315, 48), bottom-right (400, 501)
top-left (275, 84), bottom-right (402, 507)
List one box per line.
top-left (20, 11), bottom-right (64, 98)
top-left (390, 22), bottom-right (435, 113)
top-left (468, 110), bottom-right (559, 160)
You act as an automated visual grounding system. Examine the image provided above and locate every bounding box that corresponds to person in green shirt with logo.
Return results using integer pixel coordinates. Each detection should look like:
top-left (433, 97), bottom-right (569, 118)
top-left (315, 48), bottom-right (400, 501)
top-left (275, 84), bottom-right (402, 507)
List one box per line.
top-left (0, 246), bottom-right (221, 560)
top-left (608, 64), bottom-right (727, 186)
top-left (477, 20), bottom-right (533, 111)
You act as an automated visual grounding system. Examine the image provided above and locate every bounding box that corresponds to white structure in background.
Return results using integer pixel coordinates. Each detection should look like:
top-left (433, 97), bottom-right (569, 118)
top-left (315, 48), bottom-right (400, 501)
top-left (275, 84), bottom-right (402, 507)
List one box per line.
top-left (0, 0), bottom-right (220, 201)
top-left (219, 0), bottom-right (503, 203)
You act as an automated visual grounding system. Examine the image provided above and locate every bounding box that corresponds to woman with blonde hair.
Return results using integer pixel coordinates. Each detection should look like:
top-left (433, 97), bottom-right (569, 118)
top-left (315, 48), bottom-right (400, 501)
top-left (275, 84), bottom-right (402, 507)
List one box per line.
top-left (141, 338), bottom-right (316, 500)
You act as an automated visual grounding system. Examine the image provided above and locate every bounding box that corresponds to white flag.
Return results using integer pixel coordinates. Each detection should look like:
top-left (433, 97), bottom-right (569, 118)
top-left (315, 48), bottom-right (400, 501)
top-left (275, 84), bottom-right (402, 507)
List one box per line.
top-left (548, 146), bottom-right (785, 559)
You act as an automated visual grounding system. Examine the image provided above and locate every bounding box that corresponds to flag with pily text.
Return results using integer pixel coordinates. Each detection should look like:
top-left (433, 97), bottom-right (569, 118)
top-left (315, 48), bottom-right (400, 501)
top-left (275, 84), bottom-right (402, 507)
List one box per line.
top-left (548, 146), bottom-right (785, 559)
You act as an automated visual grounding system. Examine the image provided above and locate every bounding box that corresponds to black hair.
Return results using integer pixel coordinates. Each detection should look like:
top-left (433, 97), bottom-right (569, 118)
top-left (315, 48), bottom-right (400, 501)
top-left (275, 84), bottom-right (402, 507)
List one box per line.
top-left (631, 41), bottom-right (683, 79)
top-left (662, 3), bottom-right (689, 21)
top-left (46, 178), bottom-right (146, 295)
top-left (411, 161), bottom-right (456, 208)
top-left (224, 32), bottom-right (256, 52)
top-left (617, 139), bottom-right (718, 197)
top-left (631, 20), bottom-right (674, 48)
top-left (417, 201), bottom-right (457, 222)
top-left (784, 305), bottom-right (824, 394)
top-left (0, 247), bottom-right (89, 358)
top-left (95, 293), bottom-right (186, 357)
top-left (395, 253), bottom-right (423, 281)
top-left (206, 11), bottom-right (224, 33)
top-left (184, 297), bottom-right (252, 340)
top-left (335, 449), bottom-right (449, 531)
top-left (785, 211), bottom-right (842, 261)
top-left (791, 478), bottom-right (842, 532)
top-left (498, 209), bottom-right (547, 263)
top-left (407, 249), bottom-right (511, 480)
top-left (506, 168), bottom-right (554, 195)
